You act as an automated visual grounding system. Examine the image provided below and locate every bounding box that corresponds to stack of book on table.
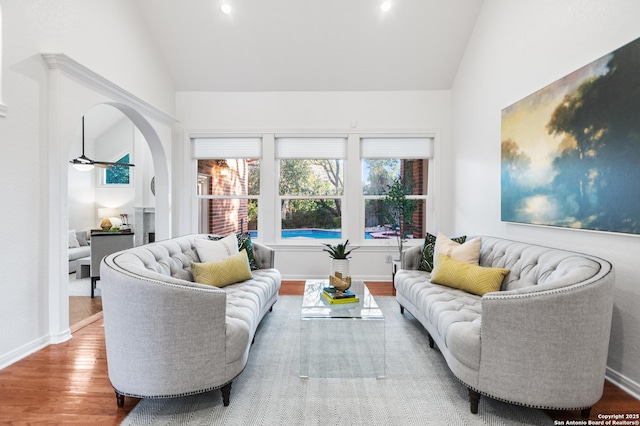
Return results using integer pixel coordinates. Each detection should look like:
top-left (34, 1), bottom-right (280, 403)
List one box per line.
top-left (322, 286), bottom-right (359, 304)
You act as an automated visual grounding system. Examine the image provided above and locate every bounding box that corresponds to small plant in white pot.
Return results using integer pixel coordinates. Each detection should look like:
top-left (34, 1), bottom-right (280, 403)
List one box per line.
top-left (322, 240), bottom-right (358, 277)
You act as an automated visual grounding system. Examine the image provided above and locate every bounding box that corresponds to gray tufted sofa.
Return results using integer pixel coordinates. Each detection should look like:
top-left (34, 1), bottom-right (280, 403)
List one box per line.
top-left (100, 234), bottom-right (281, 408)
top-left (394, 236), bottom-right (615, 417)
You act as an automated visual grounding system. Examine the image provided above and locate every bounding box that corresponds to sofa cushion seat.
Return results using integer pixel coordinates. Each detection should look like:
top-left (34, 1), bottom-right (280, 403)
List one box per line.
top-left (69, 245), bottom-right (91, 273)
top-left (69, 246), bottom-right (91, 261)
top-left (395, 269), bottom-right (482, 370)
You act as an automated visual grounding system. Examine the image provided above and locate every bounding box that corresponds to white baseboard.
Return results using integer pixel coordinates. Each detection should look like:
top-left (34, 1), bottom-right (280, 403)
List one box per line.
top-left (606, 367), bottom-right (640, 401)
top-left (0, 329), bottom-right (72, 371)
top-left (50, 328), bottom-right (72, 344)
top-left (0, 335), bottom-right (50, 371)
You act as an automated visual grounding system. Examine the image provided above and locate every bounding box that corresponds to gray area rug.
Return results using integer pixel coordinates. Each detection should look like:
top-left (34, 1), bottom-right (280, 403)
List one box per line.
top-left (121, 296), bottom-right (550, 425)
top-left (68, 275), bottom-right (101, 297)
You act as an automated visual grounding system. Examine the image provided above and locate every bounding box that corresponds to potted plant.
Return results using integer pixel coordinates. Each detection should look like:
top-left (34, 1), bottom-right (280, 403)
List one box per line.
top-left (322, 239), bottom-right (358, 277)
top-left (383, 177), bottom-right (418, 261)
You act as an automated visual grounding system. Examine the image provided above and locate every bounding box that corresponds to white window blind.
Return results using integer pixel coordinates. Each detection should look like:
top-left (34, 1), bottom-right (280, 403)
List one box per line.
top-left (361, 137), bottom-right (434, 159)
top-left (276, 137), bottom-right (347, 159)
top-left (193, 137), bottom-right (262, 159)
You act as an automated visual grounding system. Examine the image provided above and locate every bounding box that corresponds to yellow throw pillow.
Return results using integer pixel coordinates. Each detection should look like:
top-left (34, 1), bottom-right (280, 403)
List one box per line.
top-left (191, 249), bottom-right (253, 288)
top-left (431, 253), bottom-right (509, 296)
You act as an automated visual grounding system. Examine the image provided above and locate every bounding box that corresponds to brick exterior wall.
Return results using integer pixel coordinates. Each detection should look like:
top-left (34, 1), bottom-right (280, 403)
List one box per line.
top-left (197, 159), bottom-right (250, 235)
top-left (411, 159), bottom-right (426, 238)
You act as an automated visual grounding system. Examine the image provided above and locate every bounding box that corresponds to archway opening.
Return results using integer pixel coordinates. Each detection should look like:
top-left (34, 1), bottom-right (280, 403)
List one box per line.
top-left (67, 104), bottom-right (156, 325)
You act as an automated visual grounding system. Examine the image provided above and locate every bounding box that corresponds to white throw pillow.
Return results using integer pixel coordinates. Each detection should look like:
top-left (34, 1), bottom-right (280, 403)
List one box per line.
top-left (68, 230), bottom-right (80, 248)
top-left (194, 234), bottom-right (239, 263)
top-left (433, 233), bottom-right (481, 271)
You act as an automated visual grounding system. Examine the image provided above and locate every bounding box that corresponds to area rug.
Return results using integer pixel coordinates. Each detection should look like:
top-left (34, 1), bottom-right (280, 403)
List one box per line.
top-left (68, 275), bottom-right (101, 297)
top-left (121, 296), bottom-right (550, 425)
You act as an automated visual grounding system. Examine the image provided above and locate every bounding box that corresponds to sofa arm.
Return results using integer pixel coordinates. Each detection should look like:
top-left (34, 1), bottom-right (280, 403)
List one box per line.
top-left (253, 242), bottom-right (275, 269)
top-left (477, 266), bottom-right (615, 409)
top-left (401, 245), bottom-right (423, 270)
top-left (101, 256), bottom-right (230, 398)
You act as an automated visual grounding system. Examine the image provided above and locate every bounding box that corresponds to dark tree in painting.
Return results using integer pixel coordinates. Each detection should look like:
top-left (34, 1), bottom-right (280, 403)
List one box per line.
top-left (546, 40), bottom-right (640, 233)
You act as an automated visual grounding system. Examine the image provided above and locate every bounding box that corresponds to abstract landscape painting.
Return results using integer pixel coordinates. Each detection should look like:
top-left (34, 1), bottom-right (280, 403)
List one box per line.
top-left (501, 36), bottom-right (640, 235)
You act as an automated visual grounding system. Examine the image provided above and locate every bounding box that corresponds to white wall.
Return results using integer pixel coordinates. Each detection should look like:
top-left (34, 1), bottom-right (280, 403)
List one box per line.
top-left (176, 91), bottom-right (454, 280)
top-left (0, 0), bottom-right (175, 369)
top-left (452, 0), bottom-right (640, 397)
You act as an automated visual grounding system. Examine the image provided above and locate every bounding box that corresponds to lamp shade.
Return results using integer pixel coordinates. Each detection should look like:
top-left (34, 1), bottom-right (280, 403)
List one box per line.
top-left (98, 208), bottom-right (118, 218)
top-left (98, 208), bottom-right (119, 231)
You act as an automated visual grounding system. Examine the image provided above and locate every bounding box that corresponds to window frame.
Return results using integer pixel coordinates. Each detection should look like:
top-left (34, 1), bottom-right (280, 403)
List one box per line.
top-left (193, 136), bottom-right (263, 237)
top-left (275, 136), bottom-right (347, 242)
top-left (192, 132), bottom-right (436, 247)
top-left (359, 136), bottom-right (434, 246)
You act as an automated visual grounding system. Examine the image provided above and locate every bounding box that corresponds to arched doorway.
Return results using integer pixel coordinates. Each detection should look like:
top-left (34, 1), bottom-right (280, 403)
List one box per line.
top-left (67, 104), bottom-right (157, 325)
top-left (43, 53), bottom-right (175, 345)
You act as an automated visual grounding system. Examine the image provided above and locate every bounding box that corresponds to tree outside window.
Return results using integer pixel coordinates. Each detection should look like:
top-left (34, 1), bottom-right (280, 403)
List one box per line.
top-left (279, 159), bottom-right (343, 239)
top-left (363, 158), bottom-right (426, 240)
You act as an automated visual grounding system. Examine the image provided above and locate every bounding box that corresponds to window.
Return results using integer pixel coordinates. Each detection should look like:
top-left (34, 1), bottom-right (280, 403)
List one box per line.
top-left (194, 137), bottom-right (261, 236)
top-left (276, 137), bottom-right (346, 239)
top-left (193, 134), bottom-right (433, 244)
top-left (104, 153), bottom-right (131, 185)
top-left (361, 137), bottom-right (433, 240)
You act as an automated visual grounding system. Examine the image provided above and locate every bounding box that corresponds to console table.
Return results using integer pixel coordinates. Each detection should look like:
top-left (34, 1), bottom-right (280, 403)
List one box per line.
top-left (89, 232), bottom-right (134, 298)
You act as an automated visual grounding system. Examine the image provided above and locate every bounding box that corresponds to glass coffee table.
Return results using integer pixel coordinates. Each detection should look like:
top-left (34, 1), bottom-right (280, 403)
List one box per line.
top-left (300, 279), bottom-right (385, 379)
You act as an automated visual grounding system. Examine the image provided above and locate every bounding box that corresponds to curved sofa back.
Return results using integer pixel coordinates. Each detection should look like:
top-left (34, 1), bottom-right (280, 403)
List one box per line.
top-left (105, 234), bottom-right (274, 285)
top-left (108, 234), bottom-right (203, 283)
top-left (479, 237), bottom-right (611, 292)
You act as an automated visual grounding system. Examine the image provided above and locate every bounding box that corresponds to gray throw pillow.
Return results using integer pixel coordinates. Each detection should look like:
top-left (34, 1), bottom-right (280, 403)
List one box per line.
top-left (76, 231), bottom-right (89, 246)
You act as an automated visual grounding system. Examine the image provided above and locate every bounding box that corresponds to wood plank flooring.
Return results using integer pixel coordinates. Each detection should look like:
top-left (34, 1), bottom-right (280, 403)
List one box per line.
top-left (0, 281), bottom-right (637, 424)
top-left (69, 296), bottom-right (103, 329)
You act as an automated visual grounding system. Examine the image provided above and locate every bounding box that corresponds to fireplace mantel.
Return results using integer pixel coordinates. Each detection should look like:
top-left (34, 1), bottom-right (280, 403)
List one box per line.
top-left (134, 207), bottom-right (155, 246)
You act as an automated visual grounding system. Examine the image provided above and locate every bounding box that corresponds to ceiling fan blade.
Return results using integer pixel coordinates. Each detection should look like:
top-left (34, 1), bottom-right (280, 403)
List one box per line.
top-left (94, 160), bottom-right (136, 168)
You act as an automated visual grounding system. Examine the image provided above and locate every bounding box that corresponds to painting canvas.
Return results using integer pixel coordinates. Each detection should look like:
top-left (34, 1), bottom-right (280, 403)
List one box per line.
top-left (501, 36), bottom-right (640, 234)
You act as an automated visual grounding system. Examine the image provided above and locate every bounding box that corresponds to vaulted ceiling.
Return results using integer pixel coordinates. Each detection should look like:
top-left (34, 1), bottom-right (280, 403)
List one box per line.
top-left (134, 0), bottom-right (484, 92)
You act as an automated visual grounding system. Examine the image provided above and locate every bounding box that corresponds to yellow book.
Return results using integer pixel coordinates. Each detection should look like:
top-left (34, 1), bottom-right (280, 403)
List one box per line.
top-left (321, 291), bottom-right (359, 304)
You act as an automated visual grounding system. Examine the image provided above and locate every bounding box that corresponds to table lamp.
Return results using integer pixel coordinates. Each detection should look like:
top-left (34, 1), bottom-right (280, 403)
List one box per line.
top-left (98, 208), bottom-right (119, 231)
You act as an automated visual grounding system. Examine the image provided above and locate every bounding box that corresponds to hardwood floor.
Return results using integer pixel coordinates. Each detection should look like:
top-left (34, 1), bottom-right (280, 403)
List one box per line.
top-left (69, 296), bottom-right (103, 329)
top-left (1, 281), bottom-right (637, 424)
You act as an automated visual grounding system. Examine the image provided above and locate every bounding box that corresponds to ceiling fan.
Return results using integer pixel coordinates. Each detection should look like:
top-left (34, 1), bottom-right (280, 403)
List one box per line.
top-left (69, 116), bottom-right (136, 171)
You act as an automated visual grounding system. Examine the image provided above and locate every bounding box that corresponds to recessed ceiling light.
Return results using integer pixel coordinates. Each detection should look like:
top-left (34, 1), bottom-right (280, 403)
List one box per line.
top-left (380, 2), bottom-right (392, 12)
top-left (221, 3), bottom-right (231, 14)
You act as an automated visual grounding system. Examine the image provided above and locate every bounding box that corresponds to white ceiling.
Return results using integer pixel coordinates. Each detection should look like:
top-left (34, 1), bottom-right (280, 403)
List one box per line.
top-left (133, 0), bottom-right (484, 92)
